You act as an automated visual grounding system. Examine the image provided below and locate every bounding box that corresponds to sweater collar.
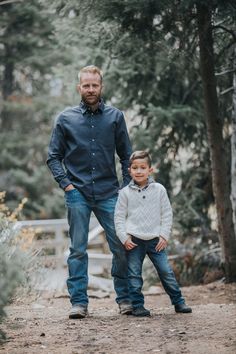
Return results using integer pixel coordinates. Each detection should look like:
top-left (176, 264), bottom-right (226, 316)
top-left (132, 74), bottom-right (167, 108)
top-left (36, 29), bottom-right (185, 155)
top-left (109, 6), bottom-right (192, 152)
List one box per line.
top-left (129, 176), bottom-right (155, 190)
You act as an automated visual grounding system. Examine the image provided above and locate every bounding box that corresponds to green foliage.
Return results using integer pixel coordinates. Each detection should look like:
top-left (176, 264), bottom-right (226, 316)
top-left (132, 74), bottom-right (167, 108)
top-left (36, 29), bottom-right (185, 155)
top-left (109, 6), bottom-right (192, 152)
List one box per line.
top-left (0, 0), bottom-right (66, 219)
top-left (0, 0), bottom-right (93, 219)
top-left (64, 0), bottom-right (234, 241)
top-left (0, 97), bottom-right (64, 218)
top-left (131, 102), bottom-right (211, 235)
top-left (0, 0), bottom-right (56, 96)
top-left (0, 0), bottom-right (235, 249)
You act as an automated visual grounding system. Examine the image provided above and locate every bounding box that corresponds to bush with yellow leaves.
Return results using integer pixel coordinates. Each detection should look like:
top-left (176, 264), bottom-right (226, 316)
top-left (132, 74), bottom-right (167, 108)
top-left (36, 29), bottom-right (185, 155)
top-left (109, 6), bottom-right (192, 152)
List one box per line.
top-left (0, 192), bottom-right (36, 341)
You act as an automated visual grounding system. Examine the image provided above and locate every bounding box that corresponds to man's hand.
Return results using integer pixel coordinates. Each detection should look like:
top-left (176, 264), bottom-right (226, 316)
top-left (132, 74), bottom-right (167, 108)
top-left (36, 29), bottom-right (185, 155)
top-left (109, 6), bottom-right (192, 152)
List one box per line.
top-left (155, 236), bottom-right (168, 252)
top-left (64, 184), bottom-right (75, 192)
top-left (124, 235), bottom-right (137, 251)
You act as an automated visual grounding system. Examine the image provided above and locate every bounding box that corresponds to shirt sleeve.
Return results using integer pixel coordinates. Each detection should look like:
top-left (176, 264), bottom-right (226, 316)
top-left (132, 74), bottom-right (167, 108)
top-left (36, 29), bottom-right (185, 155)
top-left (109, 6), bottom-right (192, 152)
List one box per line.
top-left (46, 115), bottom-right (72, 190)
top-left (114, 188), bottom-right (129, 244)
top-left (160, 187), bottom-right (173, 240)
top-left (115, 113), bottom-right (132, 187)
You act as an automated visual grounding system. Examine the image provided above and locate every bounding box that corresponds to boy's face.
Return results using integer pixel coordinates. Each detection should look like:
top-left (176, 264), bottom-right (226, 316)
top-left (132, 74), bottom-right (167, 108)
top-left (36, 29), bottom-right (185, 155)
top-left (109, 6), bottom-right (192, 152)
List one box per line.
top-left (129, 158), bottom-right (153, 187)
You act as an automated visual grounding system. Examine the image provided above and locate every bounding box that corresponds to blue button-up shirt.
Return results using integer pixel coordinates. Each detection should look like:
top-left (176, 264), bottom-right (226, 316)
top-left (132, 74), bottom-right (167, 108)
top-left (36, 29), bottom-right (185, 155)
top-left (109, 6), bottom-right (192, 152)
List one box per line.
top-left (47, 100), bottom-right (132, 200)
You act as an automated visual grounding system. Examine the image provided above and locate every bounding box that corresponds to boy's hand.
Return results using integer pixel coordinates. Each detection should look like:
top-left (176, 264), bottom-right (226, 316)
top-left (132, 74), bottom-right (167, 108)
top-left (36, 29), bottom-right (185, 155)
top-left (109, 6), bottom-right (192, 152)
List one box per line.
top-left (124, 235), bottom-right (137, 251)
top-left (155, 236), bottom-right (168, 252)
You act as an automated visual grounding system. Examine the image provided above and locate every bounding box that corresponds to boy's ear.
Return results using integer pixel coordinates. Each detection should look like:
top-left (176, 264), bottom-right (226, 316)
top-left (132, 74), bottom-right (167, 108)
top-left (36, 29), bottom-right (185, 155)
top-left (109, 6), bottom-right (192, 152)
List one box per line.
top-left (128, 167), bottom-right (131, 175)
top-left (149, 167), bottom-right (154, 173)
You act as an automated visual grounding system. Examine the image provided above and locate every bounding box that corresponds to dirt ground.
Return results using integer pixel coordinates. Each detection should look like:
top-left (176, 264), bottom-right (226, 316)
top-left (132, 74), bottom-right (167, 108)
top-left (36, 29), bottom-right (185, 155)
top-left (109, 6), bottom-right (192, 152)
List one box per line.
top-left (0, 281), bottom-right (236, 354)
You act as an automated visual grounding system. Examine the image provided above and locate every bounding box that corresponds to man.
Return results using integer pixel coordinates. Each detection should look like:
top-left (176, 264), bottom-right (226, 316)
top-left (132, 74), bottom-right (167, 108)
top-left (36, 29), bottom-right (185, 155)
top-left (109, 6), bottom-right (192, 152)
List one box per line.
top-left (47, 65), bottom-right (132, 319)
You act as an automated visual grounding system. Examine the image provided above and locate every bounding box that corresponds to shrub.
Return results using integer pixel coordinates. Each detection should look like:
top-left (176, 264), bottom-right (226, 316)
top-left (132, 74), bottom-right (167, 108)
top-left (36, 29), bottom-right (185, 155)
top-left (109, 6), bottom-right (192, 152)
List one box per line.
top-left (0, 192), bottom-right (36, 342)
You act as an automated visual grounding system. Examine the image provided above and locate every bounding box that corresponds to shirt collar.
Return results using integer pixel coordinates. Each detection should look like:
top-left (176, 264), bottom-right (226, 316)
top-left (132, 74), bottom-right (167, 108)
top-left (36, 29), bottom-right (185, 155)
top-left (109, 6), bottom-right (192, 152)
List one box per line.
top-left (129, 176), bottom-right (155, 190)
top-left (80, 99), bottom-right (105, 115)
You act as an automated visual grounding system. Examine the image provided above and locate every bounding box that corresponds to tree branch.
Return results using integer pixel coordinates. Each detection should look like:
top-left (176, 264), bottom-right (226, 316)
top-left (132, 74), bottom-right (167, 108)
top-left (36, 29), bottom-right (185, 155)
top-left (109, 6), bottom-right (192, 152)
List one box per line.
top-left (213, 25), bottom-right (236, 41)
top-left (215, 68), bottom-right (236, 76)
top-left (0, 0), bottom-right (23, 5)
top-left (219, 86), bottom-right (233, 96)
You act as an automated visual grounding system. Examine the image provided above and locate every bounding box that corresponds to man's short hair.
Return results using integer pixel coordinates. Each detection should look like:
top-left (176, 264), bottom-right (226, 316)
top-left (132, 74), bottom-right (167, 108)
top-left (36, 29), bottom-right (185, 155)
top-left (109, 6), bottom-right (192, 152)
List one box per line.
top-left (78, 65), bottom-right (103, 83)
top-left (129, 150), bottom-right (152, 167)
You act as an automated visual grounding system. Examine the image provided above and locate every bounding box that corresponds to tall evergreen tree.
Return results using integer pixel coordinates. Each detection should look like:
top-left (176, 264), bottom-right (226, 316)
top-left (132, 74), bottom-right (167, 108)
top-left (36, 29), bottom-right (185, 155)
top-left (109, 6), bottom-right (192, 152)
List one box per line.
top-left (196, 1), bottom-right (236, 281)
top-left (56, 0), bottom-right (236, 281)
top-left (59, 0), bottom-right (212, 234)
top-left (0, 0), bottom-right (63, 217)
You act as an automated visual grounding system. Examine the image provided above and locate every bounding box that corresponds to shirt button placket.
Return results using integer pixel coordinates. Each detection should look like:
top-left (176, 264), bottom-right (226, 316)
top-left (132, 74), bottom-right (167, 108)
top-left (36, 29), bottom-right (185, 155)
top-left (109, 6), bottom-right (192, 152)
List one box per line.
top-left (91, 113), bottom-right (96, 193)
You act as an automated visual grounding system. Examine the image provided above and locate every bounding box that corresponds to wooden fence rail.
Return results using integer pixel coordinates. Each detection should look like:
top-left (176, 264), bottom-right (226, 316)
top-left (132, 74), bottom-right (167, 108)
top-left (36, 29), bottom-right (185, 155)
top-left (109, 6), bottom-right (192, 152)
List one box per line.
top-left (13, 218), bottom-right (186, 292)
top-left (13, 218), bottom-right (113, 292)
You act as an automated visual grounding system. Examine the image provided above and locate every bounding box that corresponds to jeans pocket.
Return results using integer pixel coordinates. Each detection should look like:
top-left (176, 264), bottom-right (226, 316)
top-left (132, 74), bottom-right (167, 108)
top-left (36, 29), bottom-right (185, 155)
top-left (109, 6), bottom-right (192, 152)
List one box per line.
top-left (65, 188), bottom-right (76, 194)
top-left (65, 189), bottom-right (83, 206)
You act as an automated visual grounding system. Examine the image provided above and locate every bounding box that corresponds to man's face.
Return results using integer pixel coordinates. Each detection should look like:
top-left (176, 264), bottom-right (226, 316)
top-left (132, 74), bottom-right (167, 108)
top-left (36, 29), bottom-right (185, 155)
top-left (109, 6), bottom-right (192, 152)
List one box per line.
top-left (78, 72), bottom-right (102, 107)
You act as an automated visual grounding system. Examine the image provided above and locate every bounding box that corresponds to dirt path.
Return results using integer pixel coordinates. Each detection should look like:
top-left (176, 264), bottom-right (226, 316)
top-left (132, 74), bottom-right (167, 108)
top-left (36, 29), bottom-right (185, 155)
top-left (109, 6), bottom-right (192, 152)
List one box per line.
top-left (1, 282), bottom-right (236, 354)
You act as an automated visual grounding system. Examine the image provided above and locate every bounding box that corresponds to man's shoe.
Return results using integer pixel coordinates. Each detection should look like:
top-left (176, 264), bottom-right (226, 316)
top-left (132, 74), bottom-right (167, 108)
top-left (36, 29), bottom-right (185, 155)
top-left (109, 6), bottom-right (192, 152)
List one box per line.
top-left (69, 305), bottom-right (88, 319)
top-left (132, 306), bottom-right (151, 317)
top-left (175, 303), bottom-right (192, 313)
top-left (118, 302), bottom-right (133, 315)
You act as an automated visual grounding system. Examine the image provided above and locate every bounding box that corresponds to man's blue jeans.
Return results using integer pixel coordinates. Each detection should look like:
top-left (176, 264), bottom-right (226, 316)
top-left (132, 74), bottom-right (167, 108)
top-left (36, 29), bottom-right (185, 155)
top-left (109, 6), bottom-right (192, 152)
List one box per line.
top-left (65, 189), bottom-right (129, 306)
top-left (128, 236), bottom-right (185, 308)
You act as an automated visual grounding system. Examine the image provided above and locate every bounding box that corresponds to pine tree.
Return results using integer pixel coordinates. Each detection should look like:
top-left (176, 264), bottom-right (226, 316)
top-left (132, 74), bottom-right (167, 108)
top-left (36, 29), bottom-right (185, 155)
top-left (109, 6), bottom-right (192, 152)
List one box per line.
top-left (58, 0), bottom-right (236, 281)
top-left (0, 0), bottom-right (63, 217)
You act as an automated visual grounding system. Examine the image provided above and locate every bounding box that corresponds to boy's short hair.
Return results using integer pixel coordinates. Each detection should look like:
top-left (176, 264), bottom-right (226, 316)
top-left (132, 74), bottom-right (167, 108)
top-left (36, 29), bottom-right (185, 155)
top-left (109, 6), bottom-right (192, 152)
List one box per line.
top-left (129, 150), bottom-right (152, 167)
top-left (78, 65), bottom-right (103, 83)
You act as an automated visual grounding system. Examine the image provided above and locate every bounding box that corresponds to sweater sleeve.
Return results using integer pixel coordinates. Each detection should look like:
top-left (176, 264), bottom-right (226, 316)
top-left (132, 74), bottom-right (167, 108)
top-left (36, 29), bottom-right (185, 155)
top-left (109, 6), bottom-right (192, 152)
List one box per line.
top-left (160, 187), bottom-right (173, 240)
top-left (114, 188), bottom-right (129, 244)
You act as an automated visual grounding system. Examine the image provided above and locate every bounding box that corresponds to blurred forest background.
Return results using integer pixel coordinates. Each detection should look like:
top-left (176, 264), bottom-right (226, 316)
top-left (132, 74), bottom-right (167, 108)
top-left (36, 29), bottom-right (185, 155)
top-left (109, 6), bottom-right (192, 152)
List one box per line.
top-left (1, 0), bottom-right (236, 285)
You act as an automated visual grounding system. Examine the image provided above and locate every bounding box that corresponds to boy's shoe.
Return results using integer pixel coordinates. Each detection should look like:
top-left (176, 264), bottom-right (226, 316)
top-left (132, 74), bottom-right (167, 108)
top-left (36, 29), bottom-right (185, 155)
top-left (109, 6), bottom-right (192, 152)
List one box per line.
top-left (132, 306), bottom-right (151, 317)
top-left (118, 302), bottom-right (133, 315)
top-left (69, 305), bottom-right (88, 319)
top-left (175, 303), bottom-right (192, 313)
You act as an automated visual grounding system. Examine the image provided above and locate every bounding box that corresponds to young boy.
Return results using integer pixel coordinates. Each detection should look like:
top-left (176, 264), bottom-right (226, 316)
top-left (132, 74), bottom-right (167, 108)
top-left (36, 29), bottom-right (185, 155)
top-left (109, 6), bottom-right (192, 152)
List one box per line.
top-left (114, 150), bottom-right (192, 317)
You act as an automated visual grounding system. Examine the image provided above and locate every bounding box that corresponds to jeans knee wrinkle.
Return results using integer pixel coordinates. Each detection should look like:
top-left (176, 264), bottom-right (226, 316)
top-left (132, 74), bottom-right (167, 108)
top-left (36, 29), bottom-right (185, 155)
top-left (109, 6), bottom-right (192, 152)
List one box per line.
top-left (69, 247), bottom-right (87, 258)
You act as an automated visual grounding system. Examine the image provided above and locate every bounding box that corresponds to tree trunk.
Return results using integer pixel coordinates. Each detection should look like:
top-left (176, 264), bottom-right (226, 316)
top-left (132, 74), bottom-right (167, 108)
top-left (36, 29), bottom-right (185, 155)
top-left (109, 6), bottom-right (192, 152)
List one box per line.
top-left (231, 45), bottom-right (236, 236)
top-left (0, 44), bottom-right (14, 130)
top-left (196, 3), bottom-right (236, 282)
top-left (2, 47), bottom-right (14, 100)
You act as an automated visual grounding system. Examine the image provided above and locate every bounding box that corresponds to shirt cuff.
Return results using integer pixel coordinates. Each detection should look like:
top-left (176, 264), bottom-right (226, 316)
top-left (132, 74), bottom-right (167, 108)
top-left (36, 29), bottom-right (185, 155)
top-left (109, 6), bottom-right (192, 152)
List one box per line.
top-left (59, 177), bottom-right (72, 190)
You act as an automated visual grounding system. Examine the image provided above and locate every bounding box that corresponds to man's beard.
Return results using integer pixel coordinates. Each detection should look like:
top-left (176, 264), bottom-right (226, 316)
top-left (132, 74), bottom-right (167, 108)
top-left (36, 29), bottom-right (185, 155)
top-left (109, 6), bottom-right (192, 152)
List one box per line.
top-left (82, 94), bottom-right (101, 106)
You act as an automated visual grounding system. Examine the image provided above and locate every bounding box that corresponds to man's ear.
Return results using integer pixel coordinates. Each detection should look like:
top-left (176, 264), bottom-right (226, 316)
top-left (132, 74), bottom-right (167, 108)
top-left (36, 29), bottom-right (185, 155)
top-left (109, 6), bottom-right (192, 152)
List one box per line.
top-left (76, 84), bottom-right (81, 94)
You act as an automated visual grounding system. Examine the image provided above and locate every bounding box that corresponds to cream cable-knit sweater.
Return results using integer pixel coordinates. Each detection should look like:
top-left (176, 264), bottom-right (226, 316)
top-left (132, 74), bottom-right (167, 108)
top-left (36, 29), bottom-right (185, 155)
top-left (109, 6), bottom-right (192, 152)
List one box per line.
top-left (114, 178), bottom-right (173, 244)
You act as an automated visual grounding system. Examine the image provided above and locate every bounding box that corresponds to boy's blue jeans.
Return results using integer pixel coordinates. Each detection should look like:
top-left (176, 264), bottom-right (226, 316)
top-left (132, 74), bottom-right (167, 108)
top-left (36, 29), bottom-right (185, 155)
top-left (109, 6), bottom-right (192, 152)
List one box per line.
top-left (65, 189), bottom-right (130, 306)
top-left (128, 236), bottom-right (185, 308)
